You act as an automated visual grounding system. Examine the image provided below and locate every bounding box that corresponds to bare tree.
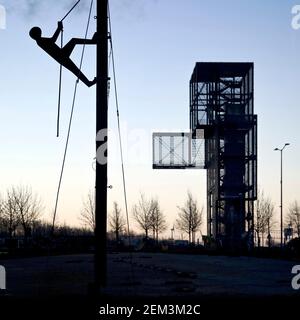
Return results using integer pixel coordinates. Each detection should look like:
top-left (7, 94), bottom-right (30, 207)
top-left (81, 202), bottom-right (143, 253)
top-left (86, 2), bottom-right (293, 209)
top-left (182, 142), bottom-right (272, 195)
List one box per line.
top-left (176, 192), bottom-right (203, 244)
top-left (0, 195), bottom-right (6, 235)
top-left (286, 201), bottom-right (300, 237)
top-left (263, 198), bottom-right (275, 247)
top-left (149, 199), bottom-right (167, 241)
top-left (132, 194), bottom-right (153, 237)
top-left (79, 190), bottom-right (95, 232)
top-left (109, 202), bottom-right (126, 242)
top-left (8, 186), bottom-right (42, 239)
top-left (1, 189), bottom-right (20, 237)
top-left (254, 190), bottom-right (275, 247)
top-left (254, 201), bottom-right (263, 248)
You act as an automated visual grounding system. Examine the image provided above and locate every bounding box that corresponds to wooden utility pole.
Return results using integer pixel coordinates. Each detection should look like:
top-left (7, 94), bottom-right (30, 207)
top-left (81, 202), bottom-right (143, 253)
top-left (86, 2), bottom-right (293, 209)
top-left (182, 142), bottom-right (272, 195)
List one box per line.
top-left (95, 0), bottom-right (108, 288)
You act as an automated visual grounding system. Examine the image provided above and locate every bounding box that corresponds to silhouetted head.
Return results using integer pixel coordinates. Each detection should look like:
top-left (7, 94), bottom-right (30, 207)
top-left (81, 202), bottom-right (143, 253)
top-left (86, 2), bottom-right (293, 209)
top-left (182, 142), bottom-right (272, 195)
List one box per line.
top-left (29, 27), bottom-right (42, 40)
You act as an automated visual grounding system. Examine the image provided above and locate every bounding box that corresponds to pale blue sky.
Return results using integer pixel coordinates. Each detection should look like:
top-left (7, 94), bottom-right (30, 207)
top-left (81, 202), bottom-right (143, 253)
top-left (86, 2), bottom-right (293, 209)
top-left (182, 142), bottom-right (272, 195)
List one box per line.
top-left (0, 0), bottom-right (299, 236)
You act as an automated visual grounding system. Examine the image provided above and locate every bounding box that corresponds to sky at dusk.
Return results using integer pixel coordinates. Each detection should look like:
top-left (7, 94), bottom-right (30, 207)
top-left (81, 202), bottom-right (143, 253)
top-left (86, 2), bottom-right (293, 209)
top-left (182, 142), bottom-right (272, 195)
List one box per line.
top-left (0, 0), bottom-right (299, 237)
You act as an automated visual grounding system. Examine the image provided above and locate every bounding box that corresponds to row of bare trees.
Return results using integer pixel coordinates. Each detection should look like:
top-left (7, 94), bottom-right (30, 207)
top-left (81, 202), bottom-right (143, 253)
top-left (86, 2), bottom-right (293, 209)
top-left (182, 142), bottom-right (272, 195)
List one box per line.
top-left (2, 184), bottom-right (294, 247)
top-left (79, 191), bottom-right (204, 244)
top-left (131, 192), bottom-right (203, 243)
top-left (132, 194), bottom-right (167, 241)
top-left (253, 191), bottom-right (300, 246)
top-left (0, 186), bottom-right (42, 239)
top-left (0, 185), bottom-right (203, 244)
top-left (68, 187), bottom-right (300, 246)
top-left (3, 185), bottom-right (297, 247)
top-left (131, 190), bottom-right (299, 246)
top-left (79, 191), bottom-right (126, 243)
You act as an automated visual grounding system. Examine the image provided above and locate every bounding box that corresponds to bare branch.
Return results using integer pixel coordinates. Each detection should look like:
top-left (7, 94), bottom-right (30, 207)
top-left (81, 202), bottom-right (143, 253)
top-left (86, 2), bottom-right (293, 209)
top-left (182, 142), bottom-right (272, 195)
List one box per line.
top-left (2, 186), bottom-right (43, 238)
top-left (132, 194), bottom-right (152, 237)
top-left (149, 198), bottom-right (167, 241)
top-left (79, 190), bottom-right (95, 232)
top-left (254, 190), bottom-right (275, 247)
top-left (286, 201), bottom-right (300, 237)
top-left (176, 191), bottom-right (203, 243)
top-left (109, 202), bottom-right (126, 242)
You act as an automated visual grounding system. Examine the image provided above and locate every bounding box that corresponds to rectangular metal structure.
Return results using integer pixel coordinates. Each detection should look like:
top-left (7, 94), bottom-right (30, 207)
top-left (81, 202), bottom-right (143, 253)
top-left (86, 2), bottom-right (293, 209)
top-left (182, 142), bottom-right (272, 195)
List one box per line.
top-left (152, 131), bottom-right (205, 169)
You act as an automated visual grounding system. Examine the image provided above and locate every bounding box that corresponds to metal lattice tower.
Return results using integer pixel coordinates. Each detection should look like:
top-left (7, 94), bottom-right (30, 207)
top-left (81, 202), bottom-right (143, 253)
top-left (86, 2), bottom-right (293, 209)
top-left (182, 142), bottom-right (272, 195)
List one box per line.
top-left (153, 62), bottom-right (257, 251)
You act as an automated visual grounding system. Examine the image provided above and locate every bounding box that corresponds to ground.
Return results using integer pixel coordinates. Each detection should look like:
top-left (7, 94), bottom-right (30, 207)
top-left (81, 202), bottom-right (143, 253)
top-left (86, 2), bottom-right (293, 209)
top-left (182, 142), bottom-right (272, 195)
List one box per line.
top-left (0, 253), bottom-right (299, 318)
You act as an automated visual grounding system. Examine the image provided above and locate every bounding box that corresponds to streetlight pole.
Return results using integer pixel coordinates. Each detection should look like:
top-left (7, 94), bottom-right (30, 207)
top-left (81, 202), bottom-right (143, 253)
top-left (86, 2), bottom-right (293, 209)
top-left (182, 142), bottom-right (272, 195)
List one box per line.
top-left (171, 226), bottom-right (175, 240)
top-left (274, 143), bottom-right (290, 248)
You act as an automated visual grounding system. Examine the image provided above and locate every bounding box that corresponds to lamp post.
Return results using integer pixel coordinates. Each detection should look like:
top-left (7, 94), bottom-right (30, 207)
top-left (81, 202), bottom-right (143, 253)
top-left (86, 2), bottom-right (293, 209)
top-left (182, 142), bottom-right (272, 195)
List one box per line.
top-left (274, 143), bottom-right (290, 248)
top-left (170, 226), bottom-right (175, 240)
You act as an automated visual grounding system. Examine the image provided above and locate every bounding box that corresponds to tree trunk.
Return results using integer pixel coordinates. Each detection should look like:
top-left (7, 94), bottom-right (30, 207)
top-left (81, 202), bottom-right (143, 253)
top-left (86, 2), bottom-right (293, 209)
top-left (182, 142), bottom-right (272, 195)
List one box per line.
top-left (8, 227), bottom-right (13, 238)
top-left (267, 223), bottom-right (271, 248)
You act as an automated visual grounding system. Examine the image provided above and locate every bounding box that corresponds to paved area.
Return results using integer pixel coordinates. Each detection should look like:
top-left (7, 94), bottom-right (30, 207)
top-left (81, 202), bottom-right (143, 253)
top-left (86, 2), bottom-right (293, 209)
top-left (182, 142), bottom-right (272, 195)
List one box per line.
top-left (1, 253), bottom-right (299, 298)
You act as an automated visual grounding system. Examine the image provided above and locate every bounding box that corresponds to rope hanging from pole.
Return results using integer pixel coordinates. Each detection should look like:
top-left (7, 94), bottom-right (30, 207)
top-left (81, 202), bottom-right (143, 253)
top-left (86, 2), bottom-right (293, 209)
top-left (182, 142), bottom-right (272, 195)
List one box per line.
top-left (108, 1), bottom-right (131, 248)
top-left (52, 0), bottom-right (95, 234)
top-left (56, 0), bottom-right (81, 137)
top-left (108, 1), bottom-right (137, 289)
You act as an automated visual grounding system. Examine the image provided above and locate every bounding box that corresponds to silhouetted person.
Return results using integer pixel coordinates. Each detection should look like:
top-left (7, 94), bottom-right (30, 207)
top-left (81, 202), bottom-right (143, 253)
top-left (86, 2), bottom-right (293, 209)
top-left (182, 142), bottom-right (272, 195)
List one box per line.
top-left (30, 21), bottom-right (97, 87)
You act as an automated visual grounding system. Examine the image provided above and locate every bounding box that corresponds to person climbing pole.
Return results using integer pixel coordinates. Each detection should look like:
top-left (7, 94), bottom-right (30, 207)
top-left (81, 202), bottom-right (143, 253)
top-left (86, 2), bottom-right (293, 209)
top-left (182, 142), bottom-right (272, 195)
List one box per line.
top-left (30, 21), bottom-right (97, 87)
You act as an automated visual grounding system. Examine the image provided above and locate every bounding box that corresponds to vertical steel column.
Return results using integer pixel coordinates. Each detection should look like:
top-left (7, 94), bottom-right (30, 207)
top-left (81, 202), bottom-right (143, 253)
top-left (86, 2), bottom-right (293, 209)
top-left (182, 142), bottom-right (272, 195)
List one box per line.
top-left (280, 150), bottom-right (283, 248)
top-left (95, 0), bottom-right (108, 288)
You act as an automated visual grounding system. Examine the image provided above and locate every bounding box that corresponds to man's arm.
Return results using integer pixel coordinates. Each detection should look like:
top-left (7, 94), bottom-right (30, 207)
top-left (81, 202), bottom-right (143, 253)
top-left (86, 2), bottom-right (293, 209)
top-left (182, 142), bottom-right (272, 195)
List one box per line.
top-left (52, 21), bottom-right (63, 42)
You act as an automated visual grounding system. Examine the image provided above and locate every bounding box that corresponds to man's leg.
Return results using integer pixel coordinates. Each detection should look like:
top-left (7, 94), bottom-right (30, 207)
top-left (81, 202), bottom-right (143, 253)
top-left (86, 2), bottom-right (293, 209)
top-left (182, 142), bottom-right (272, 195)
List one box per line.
top-left (62, 35), bottom-right (97, 57)
top-left (62, 58), bottom-right (96, 87)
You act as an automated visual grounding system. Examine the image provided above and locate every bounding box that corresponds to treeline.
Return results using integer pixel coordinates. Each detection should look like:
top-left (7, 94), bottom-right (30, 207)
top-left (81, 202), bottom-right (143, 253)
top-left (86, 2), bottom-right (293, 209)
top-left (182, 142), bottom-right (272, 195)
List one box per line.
top-left (2, 184), bottom-right (298, 249)
top-left (0, 185), bottom-right (93, 239)
top-left (81, 191), bottom-right (204, 245)
top-left (0, 185), bottom-right (43, 238)
top-left (254, 190), bottom-right (300, 247)
top-left (131, 192), bottom-right (203, 244)
top-left (0, 185), bottom-right (204, 247)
